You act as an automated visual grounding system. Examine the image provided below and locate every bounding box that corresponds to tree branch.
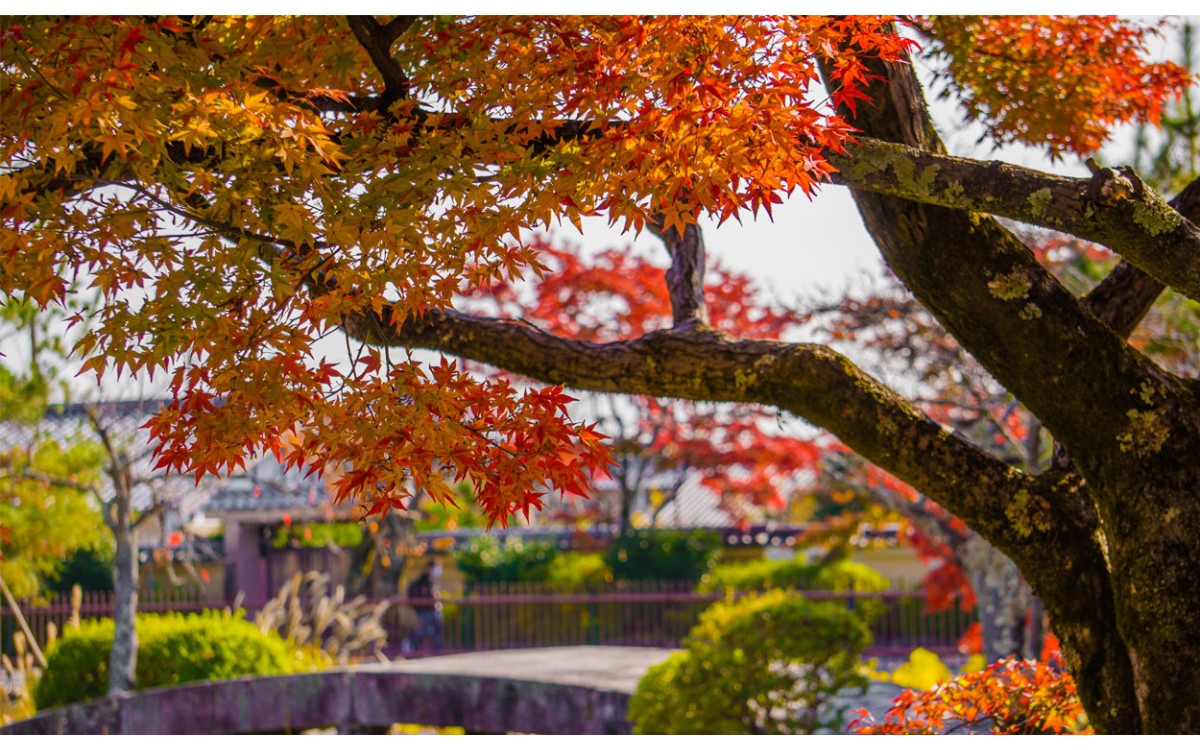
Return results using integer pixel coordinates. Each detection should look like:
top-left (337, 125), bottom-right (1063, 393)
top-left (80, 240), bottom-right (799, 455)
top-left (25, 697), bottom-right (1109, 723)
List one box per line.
top-left (342, 306), bottom-right (1064, 553)
top-left (345, 16), bottom-right (411, 107)
top-left (648, 217), bottom-right (709, 328)
top-left (380, 16), bottom-right (419, 45)
top-left (1082, 174), bottom-right (1200, 335)
top-left (829, 138), bottom-right (1200, 304)
top-left (1082, 260), bottom-right (1165, 337)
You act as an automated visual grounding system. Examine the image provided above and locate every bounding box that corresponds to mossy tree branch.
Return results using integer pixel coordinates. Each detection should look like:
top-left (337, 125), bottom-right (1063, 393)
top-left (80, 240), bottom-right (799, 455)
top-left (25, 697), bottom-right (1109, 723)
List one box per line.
top-left (343, 305), bottom-right (1081, 555)
top-left (829, 137), bottom-right (1200, 304)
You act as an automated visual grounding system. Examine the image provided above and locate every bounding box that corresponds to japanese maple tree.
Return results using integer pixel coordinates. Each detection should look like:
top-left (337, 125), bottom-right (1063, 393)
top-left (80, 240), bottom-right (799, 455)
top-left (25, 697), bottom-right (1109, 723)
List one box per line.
top-left (4, 15), bottom-right (1200, 732)
top-left (461, 236), bottom-right (823, 532)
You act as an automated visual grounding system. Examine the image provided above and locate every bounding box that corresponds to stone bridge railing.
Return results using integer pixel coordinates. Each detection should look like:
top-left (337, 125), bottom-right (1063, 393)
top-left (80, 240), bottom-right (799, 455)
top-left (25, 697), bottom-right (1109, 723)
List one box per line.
top-left (2, 666), bottom-right (634, 734)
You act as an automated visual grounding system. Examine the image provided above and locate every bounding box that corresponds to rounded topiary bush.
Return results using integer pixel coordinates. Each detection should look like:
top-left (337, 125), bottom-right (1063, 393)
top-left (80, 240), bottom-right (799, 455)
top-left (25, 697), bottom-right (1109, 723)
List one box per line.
top-left (33, 610), bottom-right (300, 709)
top-left (629, 590), bottom-right (871, 734)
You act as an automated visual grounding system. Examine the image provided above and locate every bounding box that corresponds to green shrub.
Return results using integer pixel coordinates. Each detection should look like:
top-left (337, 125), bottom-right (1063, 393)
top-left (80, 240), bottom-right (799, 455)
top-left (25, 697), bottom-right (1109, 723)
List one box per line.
top-left (454, 535), bottom-right (558, 584)
top-left (271, 521), bottom-right (363, 550)
top-left (629, 590), bottom-right (871, 734)
top-left (606, 528), bottom-right (720, 582)
top-left (49, 546), bottom-right (115, 593)
top-left (545, 552), bottom-right (611, 590)
top-left (699, 557), bottom-right (889, 626)
top-left (33, 610), bottom-right (303, 709)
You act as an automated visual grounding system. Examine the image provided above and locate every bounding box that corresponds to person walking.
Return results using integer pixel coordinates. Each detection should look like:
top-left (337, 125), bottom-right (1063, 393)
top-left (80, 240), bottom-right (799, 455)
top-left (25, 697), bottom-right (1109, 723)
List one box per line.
top-left (407, 559), bottom-right (443, 653)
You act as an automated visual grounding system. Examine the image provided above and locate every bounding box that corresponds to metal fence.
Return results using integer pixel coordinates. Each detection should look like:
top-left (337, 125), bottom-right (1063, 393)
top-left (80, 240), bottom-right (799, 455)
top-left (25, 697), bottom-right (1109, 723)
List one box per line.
top-left (388, 582), bottom-right (976, 657)
top-left (4, 583), bottom-right (976, 660)
top-left (1, 588), bottom-right (223, 658)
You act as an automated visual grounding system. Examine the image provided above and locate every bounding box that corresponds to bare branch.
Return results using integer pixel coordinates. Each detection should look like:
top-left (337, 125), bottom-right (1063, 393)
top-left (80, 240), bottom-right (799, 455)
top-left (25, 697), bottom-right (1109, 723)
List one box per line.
top-left (85, 406), bottom-right (118, 465)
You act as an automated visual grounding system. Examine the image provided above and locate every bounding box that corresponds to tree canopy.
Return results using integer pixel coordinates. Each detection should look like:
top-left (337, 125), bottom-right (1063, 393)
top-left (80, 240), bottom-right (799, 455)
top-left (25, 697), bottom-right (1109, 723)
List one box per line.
top-left (3, 15), bottom-right (1200, 733)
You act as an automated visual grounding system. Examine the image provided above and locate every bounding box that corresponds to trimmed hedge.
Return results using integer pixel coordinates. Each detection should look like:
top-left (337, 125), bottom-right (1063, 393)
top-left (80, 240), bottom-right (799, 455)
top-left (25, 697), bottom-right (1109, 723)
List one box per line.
top-left (33, 610), bottom-right (305, 709)
top-left (698, 557), bottom-right (888, 594)
top-left (606, 528), bottom-right (721, 582)
top-left (545, 552), bottom-right (612, 589)
top-left (454, 535), bottom-right (559, 584)
top-left (629, 590), bottom-right (871, 734)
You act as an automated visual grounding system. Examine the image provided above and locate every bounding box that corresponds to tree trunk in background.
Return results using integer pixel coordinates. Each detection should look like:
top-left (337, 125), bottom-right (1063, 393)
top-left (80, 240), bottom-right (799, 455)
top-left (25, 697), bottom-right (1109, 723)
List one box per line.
top-left (959, 535), bottom-right (1032, 662)
top-left (107, 492), bottom-right (138, 695)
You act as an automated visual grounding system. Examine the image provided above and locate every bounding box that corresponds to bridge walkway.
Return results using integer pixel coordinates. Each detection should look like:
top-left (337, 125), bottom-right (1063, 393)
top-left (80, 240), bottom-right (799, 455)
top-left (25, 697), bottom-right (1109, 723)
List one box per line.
top-left (2, 646), bottom-right (674, 735)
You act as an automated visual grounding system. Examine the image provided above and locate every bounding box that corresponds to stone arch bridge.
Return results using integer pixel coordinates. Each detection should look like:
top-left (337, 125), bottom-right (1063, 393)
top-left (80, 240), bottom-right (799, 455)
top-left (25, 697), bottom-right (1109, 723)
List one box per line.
top-left (3, 647), bottom-right (671, 735)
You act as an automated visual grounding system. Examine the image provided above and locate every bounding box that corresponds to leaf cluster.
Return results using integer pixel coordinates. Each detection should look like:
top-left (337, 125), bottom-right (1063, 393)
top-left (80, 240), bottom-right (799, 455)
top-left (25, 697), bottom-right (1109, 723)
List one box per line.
top-left (453, 534), bottom-right (558, 584)
top-left (698, 556), bottom-right (888, 595)
top-left (920, 16), bottom-right (1192, 158)
top-left (0, 434), bottom-right (107, 598)
top-left (270, 520), bottom-right (364, 550)
top-left (851, 650), bottom-right (1090, 734)
top-left (0, 16), bottom-right (919, 523)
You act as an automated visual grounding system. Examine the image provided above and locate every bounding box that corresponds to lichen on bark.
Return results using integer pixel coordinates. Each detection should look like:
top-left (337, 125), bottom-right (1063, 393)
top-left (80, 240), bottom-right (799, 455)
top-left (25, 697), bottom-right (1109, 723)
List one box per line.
top-left (1027, 188), bottom-right (1053, 218)
top-left (1132, 195), bottom-right (1183, 236)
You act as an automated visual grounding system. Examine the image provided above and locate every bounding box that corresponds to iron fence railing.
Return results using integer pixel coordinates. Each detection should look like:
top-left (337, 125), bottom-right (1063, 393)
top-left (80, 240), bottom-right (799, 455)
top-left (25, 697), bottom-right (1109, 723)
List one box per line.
top-left (1, 588), bottom-right (222, 658)
top-left (387, 582), bottom-right (976, 657)
top-left (3, 583), bottom-right (976, 661)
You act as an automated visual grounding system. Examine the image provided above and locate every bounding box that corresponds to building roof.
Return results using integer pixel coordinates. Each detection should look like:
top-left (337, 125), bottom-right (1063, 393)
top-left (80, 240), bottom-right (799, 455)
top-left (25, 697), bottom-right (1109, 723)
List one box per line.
top-left (542, 470), bottom-right (786, 531)
top-left (202, 451), bottom-right (350, 523)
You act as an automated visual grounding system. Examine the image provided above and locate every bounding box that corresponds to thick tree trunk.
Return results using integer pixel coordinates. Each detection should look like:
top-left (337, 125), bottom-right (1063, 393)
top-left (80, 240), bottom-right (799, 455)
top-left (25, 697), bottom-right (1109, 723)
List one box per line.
top-left (823, 51), bottom-right (1200, 734)
top-left (1091, 459), bottom-right (1200, 733)
top-left (107, 493), bottom-right (138, 695)
top-left (959, 536), bottom-right (1031, 662)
